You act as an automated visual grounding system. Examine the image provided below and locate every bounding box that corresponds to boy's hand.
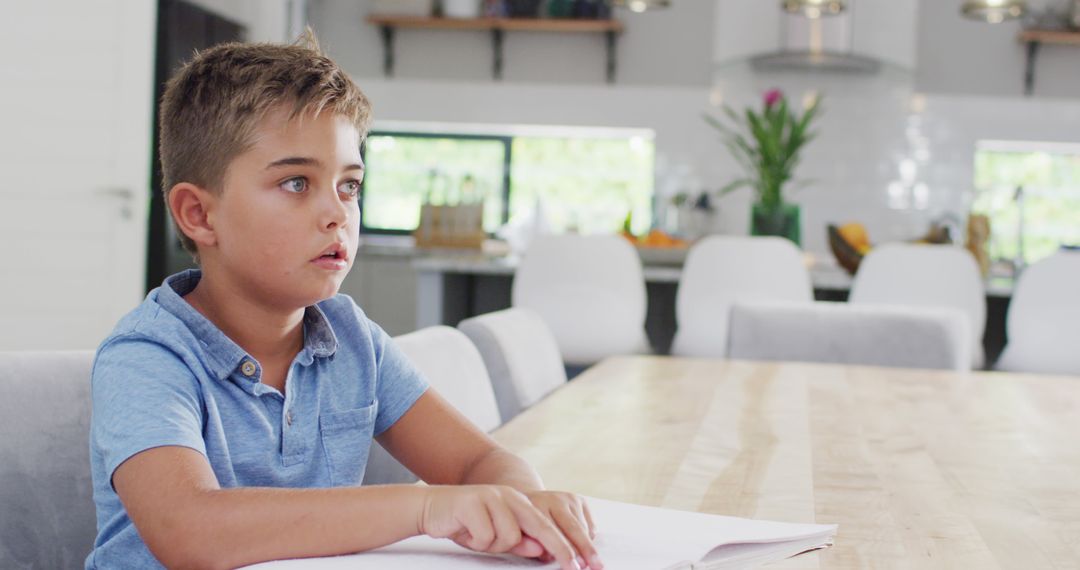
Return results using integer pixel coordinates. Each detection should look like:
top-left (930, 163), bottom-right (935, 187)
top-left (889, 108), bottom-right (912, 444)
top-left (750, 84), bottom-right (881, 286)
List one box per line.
top-left (524, 491), bottom-right (602, 570)
top-left (420, 485), bottom-right (585, 570)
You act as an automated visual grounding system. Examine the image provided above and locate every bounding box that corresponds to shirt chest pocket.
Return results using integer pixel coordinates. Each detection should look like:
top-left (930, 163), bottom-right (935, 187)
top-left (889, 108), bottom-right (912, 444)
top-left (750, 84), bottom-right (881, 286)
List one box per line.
top-left (319, 402), bottom-right (378, 486)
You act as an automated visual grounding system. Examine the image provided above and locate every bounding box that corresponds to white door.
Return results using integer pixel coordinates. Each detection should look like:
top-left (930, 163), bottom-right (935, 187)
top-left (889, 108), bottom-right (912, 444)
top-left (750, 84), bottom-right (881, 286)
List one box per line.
top-left (0, 1), bottom-right (156, 350)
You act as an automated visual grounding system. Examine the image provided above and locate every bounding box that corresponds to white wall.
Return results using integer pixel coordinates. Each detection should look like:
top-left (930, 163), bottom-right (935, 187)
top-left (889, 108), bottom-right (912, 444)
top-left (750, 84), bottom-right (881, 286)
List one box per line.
top-left (186, 0), bottom-right (295, 43)
top-left (915, 0), bottom-right (1080, 98)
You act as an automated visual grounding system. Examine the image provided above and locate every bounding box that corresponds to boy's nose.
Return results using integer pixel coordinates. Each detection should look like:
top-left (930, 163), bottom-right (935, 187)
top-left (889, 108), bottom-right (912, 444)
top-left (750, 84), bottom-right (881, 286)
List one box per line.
top-left (320, 189), bottom-right (351, 230)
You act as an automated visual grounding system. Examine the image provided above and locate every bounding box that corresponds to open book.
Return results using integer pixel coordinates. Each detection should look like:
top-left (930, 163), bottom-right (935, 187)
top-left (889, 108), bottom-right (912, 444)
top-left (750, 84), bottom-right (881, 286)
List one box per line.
top-left (243, 497), bottom-right (837, 569)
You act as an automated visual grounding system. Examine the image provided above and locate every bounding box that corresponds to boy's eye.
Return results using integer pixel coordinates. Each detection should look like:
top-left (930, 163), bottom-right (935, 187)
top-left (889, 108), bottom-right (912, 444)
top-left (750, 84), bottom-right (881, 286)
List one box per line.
top-left (280, 177), bottom-right (307, 193)
top-left (338, 180), bottom-right (361, 199)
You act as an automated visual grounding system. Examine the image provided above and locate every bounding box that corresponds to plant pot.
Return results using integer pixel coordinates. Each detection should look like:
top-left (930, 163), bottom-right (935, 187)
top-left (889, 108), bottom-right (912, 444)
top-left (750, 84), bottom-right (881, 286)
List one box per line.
top-left (751, 202), bottom-right (801, 246)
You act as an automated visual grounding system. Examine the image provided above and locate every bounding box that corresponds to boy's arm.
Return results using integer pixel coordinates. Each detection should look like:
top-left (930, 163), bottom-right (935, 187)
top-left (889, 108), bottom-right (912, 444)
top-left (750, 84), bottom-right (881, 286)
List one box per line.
top-left (113, 444), bottom-right (581, 570)
top-left (377, 389), bottom-right (601, 568)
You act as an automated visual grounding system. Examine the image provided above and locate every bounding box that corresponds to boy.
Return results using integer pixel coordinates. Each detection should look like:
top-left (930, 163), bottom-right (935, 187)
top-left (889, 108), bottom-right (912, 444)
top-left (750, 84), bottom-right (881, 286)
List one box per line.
top-left (86, 35), bottom-right (601, 570)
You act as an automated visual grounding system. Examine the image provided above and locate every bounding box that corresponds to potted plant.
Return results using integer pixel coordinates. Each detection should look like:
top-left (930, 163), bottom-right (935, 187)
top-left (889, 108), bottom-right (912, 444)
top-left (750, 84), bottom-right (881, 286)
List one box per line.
top-left (704, 89), bottom-right (821, 246)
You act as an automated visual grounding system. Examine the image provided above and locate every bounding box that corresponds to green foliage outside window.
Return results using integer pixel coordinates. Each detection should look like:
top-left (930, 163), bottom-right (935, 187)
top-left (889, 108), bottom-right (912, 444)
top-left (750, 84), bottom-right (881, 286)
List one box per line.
top-left (362, 135), bottom-right (506, 233)
top-left (360, 132), bottom-right (655, 235)
top-left (511, 137), bottom-right (654, 235)
top-left (972, 148), bottom-right (1080, 265)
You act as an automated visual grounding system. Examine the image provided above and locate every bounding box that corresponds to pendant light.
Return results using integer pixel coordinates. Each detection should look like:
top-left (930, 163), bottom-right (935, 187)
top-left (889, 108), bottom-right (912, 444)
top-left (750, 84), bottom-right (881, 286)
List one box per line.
top-left (960, 0), bottom-right (1027, 23)
top-left (609, 0), bottom-right (671, 13)
top-left (781, 0), bottom-right (846, 19)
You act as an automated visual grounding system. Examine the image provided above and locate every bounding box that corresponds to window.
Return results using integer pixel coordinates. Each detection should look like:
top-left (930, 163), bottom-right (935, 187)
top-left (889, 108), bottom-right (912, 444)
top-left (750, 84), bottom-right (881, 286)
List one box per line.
top-left (361, 133), bottom-right (509, 234)
top-left (972, 140), bottom-right (1080, 267)
top-left (360, 125), bottom-right (655, 236)
top-left (511, 136), bottom-right (654, 235)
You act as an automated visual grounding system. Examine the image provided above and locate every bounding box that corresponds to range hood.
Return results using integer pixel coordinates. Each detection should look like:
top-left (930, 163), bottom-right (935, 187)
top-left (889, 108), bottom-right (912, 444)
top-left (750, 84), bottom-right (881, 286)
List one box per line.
top-left (750, 3), bottom-right (881, 74)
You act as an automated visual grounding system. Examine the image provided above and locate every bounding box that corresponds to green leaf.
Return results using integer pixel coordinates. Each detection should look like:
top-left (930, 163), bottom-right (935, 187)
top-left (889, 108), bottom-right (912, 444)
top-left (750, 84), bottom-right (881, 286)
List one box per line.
top-left (717, 178), bottom-right (753, 196)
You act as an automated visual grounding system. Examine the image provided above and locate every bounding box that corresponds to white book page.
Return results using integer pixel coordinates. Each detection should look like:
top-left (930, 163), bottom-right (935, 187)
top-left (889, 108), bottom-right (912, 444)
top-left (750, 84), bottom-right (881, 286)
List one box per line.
top-left (243, 497), bottom-right (837, 570)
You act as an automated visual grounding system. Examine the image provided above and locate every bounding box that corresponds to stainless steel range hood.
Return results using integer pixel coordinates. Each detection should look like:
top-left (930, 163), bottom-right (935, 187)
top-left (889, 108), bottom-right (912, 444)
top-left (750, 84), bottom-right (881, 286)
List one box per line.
top-left (750, 0), bottom-right (882, 74)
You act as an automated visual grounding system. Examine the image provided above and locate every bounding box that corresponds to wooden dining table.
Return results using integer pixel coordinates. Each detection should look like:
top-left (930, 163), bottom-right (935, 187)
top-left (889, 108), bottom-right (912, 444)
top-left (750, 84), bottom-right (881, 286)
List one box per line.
top-left (491, 356), bottom-right (1080, 569)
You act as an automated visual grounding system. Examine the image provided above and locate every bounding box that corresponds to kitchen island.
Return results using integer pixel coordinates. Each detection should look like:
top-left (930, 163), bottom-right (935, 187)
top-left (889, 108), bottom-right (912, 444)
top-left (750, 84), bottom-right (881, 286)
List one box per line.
top-left (362, 242), bottom-right (1011, 364)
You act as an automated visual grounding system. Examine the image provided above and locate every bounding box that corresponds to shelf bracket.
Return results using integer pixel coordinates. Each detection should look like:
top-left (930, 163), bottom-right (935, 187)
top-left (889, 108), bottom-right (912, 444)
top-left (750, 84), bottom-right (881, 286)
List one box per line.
top-left (605, 30), bottom-right (617, 83)
top-left (491, 28), bottom-right (505, 80)
top-left (1023, 39), bottom-right (1040, 96)
top-left (379, 25), bottom-right (395, 77)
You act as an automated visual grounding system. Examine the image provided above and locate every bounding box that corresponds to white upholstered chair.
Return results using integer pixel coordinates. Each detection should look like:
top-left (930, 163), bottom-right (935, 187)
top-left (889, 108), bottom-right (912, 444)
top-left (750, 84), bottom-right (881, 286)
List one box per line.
top-left (670, 236), bottom-right (813, 358)
top-left (363, 326), bottom-right (501, 485)
top-left (727, 301), bottom-right (972, 371)
top-left (512, 234), bottom-right (650, 367)
top-left (458, 308), bottom-right (567, 423)
top-left (997, 250), bottom-right (1080, 375)
top-left (849, 243), bottom-right (986, 369)
top-left (0, 351), bottom-right (96, 568)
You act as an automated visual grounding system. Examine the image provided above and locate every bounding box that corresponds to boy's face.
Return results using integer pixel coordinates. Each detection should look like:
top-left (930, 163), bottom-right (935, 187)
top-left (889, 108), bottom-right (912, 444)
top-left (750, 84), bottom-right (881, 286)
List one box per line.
top-left (205, 106), bottom-right (363, 310)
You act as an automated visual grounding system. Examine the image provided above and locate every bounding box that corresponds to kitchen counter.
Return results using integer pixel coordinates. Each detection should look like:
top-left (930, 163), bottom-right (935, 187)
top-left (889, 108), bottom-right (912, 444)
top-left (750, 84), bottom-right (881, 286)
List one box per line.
top-left (409, 250), bottom-right (1014, 296)
top-left (353, 238), bottom-right (1014, 364)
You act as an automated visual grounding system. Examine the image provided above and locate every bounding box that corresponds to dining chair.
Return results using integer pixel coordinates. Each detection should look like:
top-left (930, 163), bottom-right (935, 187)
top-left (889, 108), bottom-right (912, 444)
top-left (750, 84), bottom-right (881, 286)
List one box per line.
top-left (996, 250), bottom-right (1080, 375)
top-left (512, 234), bottom-right (650, 367)
top-left (727, 300), bottom-right (972, 371)
top-left (849, 243), bottom-right (986, 369)
top-left (0, 351), bottom-right (96, 569)
top-left (458, 308), bottom-right (568, 423)
top-left (364, 326), bottom-right (501, 485)
top-left (670, 236), bottom-right (813, 358)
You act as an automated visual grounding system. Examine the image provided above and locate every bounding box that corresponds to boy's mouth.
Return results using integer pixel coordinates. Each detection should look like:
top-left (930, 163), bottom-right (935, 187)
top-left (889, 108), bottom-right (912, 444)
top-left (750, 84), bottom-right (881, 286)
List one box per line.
top-left (312, 243), bottom-right (349, 269)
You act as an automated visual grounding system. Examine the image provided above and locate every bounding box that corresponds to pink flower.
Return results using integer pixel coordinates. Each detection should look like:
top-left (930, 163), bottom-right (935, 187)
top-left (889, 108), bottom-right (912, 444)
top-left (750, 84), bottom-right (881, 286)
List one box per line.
top-left (764, 89), bottom-right (783, 108)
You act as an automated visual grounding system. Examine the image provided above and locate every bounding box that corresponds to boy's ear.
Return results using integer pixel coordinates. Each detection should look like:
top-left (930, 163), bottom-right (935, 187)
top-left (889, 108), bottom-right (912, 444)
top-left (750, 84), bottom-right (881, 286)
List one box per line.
top-left (168, 182), bottom-right (218, 249)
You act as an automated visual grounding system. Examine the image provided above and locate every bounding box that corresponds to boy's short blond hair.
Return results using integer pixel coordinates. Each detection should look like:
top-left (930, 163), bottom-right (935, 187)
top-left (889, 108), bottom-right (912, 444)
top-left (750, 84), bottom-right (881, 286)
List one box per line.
top-left (159, 32), bottom-right (371, 257)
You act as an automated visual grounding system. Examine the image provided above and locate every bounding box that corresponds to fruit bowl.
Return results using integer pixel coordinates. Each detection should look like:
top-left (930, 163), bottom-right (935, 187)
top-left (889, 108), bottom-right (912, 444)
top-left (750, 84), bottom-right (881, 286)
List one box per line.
top-left (828, 224), bottom-right (865, 275)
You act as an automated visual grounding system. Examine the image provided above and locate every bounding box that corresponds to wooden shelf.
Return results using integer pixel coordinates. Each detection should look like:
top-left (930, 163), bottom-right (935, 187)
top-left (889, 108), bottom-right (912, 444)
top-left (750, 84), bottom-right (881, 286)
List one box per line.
top-left (1018, 29), bottom-right (1080, 45)
top-left (366, 15), bottom-right (624, 82)
top-left (1017, 29), bottom-right (1080, 96)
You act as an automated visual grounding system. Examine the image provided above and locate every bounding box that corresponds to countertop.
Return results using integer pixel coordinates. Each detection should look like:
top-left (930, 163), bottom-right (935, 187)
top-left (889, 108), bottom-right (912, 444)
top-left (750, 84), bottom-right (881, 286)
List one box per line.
top-left (358, 237), bottom-right (1015, 297)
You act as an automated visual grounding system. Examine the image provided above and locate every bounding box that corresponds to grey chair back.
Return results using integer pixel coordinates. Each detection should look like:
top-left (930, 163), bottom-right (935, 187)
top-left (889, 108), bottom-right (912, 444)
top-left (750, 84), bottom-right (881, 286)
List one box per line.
top-left (727, 301), bottom-right (971, 371)
top-left (364, 327), bottom-right (500, 485)
top-left (458, 308), bottom-right (567, 423)
top-left (0, 351), bottom-right (96, 569)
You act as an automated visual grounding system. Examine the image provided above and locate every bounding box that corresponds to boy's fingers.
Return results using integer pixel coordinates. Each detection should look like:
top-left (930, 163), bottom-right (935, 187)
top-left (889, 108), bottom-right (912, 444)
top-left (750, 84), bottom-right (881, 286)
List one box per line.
top-left (508, 535), bottom-right (545, 558)
top-left (462, 503), bottom-right (496, 552)
top-left (553, 507), bottom-right (603, 570)
top-left (509, 500), bottom-right (578, 570)
top-left (485, 500), bottom-right (523, 553)
top-left (449, 529), bottom-right (473, 550)
top-left (580, 499), bottom-right (597, 540)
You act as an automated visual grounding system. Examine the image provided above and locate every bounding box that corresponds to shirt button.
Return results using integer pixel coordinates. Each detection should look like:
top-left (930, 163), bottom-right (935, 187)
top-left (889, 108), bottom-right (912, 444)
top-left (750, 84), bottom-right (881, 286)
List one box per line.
top-left (241, 360), bottom-right (257, 377)
top-left (286, 411), bottom-right (294, 426)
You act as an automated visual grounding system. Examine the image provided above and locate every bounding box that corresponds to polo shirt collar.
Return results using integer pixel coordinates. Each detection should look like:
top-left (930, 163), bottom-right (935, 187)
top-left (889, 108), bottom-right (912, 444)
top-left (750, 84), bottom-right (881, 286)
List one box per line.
top-left (157, 270), bottom-right (338, 380)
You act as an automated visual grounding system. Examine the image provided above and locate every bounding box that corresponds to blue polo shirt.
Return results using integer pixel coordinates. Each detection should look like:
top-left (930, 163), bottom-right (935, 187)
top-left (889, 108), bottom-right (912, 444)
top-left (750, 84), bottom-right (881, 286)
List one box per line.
top-left (85, 269), bottom-right (429, 569)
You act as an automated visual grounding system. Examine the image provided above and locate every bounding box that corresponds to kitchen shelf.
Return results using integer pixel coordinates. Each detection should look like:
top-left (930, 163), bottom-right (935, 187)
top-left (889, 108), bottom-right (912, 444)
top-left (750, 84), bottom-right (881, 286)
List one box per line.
top-left (1017, 29), bottom-right (1080, 96)
top-left (366, 15), bottom-right (624, 82)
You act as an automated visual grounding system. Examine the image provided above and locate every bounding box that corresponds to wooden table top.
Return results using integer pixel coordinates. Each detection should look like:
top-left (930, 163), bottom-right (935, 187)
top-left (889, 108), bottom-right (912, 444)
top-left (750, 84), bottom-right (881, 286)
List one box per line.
top-left (491, 356), bottom-right (1080, 569)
